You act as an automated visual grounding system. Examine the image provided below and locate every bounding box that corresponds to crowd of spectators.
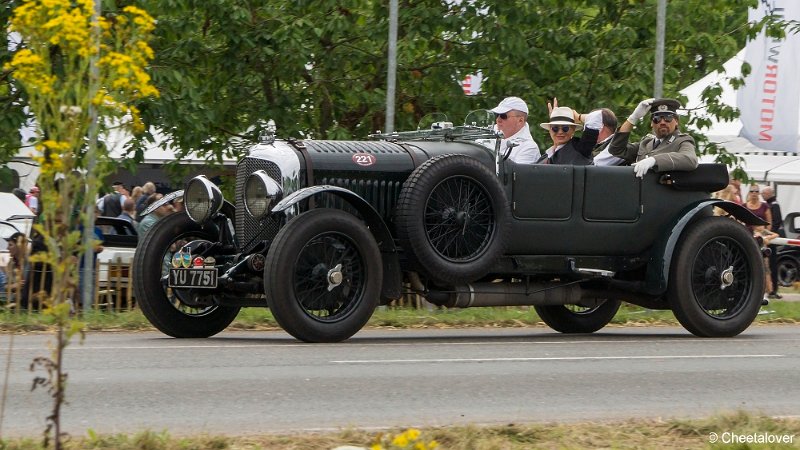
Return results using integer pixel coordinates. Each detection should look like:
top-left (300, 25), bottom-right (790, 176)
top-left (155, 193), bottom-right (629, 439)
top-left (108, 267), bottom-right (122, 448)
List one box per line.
top-left (2, 179), bottom-right (183, 309)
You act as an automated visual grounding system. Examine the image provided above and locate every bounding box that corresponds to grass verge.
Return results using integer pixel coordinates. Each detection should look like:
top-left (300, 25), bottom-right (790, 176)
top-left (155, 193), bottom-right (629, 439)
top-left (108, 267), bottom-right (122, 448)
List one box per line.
top-left (1, 301), bottom-right (800, 333)
top-left (1, 411), bottom-right (798, 449)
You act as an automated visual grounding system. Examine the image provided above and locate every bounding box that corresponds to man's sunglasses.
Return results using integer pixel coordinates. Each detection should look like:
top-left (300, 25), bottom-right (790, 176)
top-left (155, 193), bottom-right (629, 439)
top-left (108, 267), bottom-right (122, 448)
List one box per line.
top-left (651, 114), bottom-right (676, 124)
top-left (550, 125), bottom-right (572, 133)
top-left (497, 113), bottom-right (519, 120)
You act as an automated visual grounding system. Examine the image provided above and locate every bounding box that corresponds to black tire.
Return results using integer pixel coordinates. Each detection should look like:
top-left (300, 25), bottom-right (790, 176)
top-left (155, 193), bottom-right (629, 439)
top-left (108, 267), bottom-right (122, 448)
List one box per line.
top-left (667, 217), bottom-right (763, 337)
top-left (264, 209), bottom-right (381, 343)
top-left (534, 300), bottom-right (621, 333)
top-left (777, 256), bottom-right (798, 287)
top-left (133, 213), bottom-right (240, 338)
top-left (395, 154), bottom-right (511, 285)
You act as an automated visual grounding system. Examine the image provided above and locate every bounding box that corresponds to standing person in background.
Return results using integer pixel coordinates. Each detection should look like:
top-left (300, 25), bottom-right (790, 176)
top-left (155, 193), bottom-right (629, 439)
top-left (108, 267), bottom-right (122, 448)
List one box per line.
top-left (97, 181), bottom-right (127, 217)
top-left (744, 184), bottom-right (771, 231)
top-left (117, 198), bottom-right (136, 224)
top-left (489, 96), bottom-right (541, 164)
top-left (135, 181), bottom-right (156, 222)
top-left (730, 179), bottom-right (743, 204)
top-left (25, 186), bottom-right (40, 214)
top-left (3, 232), bottom-right (28, 307)
top-left (762, 186), bottom-right (784, 299)
top-left (753, 225), bottom-right (779, 305)
top-left (130, 185), bottom-right (143, 207)
top-left (12, 188), bottom-right (26, 203)
top-left (713, 182), bottom-right (741, 216)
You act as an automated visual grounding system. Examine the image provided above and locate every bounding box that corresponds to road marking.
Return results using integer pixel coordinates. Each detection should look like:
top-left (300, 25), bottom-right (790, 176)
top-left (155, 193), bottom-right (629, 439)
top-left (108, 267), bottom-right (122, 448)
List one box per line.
top-left (331, 354), bottom-right (784, 364)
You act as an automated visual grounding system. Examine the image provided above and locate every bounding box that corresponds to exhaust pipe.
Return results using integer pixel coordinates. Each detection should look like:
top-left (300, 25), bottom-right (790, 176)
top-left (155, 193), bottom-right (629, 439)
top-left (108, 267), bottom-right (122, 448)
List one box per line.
top-left (424, 280), bottom-right (667, 310)
top-left (425, 281), bottom-right (583, 308)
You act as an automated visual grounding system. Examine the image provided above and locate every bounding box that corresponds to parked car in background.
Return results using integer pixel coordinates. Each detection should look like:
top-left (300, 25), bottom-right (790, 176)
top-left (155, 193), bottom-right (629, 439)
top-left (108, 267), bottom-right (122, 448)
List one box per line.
top-left (775, 213), bottom-right (800, 287)
top-left (0, 192), bottom-right (35, 269)
top-left (95, 216), bottom-right (138, 307)
top-left (1, 191), bottom-right (138, 307)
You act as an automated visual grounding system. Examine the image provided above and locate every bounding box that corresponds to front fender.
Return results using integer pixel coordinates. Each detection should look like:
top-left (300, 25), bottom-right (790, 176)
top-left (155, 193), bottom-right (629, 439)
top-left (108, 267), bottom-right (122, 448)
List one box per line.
top-left (644, 199), bottom-right (766, 295)
top-left (272, 185), bottom-right (395, 252)
top-left (140, 189), bottom-right (235, 221)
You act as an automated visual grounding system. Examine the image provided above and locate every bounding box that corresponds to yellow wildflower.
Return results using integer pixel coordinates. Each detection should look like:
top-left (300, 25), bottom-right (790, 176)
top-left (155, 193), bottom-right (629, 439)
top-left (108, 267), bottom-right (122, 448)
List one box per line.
top-left (405, 429), bottom-right (421, 441)
top-left (391, 434), bottom-right (409, 447)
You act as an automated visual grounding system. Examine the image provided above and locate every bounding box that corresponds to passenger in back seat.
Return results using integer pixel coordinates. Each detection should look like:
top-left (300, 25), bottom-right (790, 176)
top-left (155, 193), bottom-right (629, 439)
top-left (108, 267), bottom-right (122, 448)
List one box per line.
top-left (607, 98), bottom-right (698, 177)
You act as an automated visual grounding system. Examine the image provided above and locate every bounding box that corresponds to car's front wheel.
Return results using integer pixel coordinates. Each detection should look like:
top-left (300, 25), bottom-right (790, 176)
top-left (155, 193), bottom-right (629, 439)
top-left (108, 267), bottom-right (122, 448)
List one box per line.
top-left (534, 299), bottom-right (621, 333)
top-left (133, 213), bottom-right (240, 338)
top-left (668, 217), bottom-right (763, 337)
top-left (264, 209), bottom-right (381, 343)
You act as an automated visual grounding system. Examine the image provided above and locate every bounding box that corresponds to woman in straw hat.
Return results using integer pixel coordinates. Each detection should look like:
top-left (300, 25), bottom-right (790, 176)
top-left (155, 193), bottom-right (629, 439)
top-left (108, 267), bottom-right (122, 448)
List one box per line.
top-left (535, 105), bottom-right (595, 165)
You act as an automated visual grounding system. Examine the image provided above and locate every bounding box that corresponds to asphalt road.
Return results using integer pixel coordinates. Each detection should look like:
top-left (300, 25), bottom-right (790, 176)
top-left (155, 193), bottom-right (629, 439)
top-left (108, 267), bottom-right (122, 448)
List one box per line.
top-left (1, 325), bottom-right (799, 437)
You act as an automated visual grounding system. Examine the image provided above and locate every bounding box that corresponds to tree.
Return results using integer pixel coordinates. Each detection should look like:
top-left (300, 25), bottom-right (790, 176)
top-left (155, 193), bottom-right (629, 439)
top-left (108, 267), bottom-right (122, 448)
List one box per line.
top-left (0, 0), bottom-right (777, 169)
top-left (4, 0), bottom-right (158, 446)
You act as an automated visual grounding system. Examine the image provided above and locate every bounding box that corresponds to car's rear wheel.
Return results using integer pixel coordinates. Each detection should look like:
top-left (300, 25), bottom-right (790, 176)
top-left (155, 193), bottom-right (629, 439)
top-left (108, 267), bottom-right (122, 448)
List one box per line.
top-left (264, 209), bottom-right (381, 343)
top-left (534, 299), bottom-right (621, 333)
top-left (777, 256), bottom-right (798, 287)
top-left (667, 217), bottom-right (763, 337)
top-left (133, 213), bottom-right (240, 338)
top-left (395, 154), bottom-right (510, 285)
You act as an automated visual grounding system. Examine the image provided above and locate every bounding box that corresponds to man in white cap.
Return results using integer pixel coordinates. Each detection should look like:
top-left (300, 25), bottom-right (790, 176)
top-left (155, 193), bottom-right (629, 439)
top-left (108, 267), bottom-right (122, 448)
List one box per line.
top-left (608, 98), bottom-right (698, 177)
top-left (490, 96), bottom-right (540, 164)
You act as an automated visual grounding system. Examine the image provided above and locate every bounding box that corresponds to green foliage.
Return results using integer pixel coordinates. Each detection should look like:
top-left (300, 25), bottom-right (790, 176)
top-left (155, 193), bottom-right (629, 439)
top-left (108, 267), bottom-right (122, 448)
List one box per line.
top-left (118, 0), bottom-right (755, 163)
top-left (0, 0), bottom-right (786, 174)
top-left (2, 300), bottom-right (800, 332)
top-left (0, 0), bottom-right (29, 163)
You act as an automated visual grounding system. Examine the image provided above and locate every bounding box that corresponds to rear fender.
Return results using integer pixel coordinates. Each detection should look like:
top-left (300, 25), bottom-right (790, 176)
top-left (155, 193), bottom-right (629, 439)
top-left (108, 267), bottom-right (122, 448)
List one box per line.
top-left (645, 199), bottom-right (767, 295)
top-left (272, 185), bottom-right (401, 301)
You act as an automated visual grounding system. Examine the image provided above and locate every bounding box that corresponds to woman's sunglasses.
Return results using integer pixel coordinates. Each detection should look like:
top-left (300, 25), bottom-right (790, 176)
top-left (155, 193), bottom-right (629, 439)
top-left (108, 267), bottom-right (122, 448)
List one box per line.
top-left (550, 125), bottom-right (571, 133)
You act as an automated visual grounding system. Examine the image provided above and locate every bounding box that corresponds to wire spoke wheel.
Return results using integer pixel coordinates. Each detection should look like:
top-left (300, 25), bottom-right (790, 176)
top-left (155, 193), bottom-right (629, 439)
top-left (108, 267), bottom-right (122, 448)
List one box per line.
top-left (133, 213), bottom-right (239, 338)
top-left (293, 233), bottom-right (366, 321)
top-left (265, 209), bottom-right (381, 342)
top-left (668, 217), bottom-right (762, 337)
top-left (424, 175), bottom-right (494, 262)
top-left (396, 154), bottom-right (510, 285)
top-left (689, 237), bottom-right (751, 318)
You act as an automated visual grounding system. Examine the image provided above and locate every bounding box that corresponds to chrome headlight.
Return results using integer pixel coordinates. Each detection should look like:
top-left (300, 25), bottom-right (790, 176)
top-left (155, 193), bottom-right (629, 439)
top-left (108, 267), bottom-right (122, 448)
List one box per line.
top-left (244, 170), bottom-right (283, 219)
top-left (184, 176), bottom-right (223, 223)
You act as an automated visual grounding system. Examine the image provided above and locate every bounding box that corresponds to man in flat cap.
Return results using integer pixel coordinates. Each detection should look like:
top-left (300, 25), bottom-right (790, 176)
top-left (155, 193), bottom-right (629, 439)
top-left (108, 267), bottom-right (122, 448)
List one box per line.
top-left (489, 96), bottom-right (541, 164)
top-left (607, 98), bottom-right (698, 178)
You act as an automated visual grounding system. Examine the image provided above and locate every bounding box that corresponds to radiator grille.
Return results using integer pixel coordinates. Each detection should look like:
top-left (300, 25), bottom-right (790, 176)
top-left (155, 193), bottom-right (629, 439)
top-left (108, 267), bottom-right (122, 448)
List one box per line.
top-left (318, 176), bottom-right (403, 227)
top-left (235, 157), bottom-right (283, 252)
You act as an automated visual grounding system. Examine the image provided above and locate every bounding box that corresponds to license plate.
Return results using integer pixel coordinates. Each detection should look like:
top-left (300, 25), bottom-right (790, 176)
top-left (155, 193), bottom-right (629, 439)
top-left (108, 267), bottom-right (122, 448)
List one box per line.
top-left (169, 268), bottom-right (218, 289)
